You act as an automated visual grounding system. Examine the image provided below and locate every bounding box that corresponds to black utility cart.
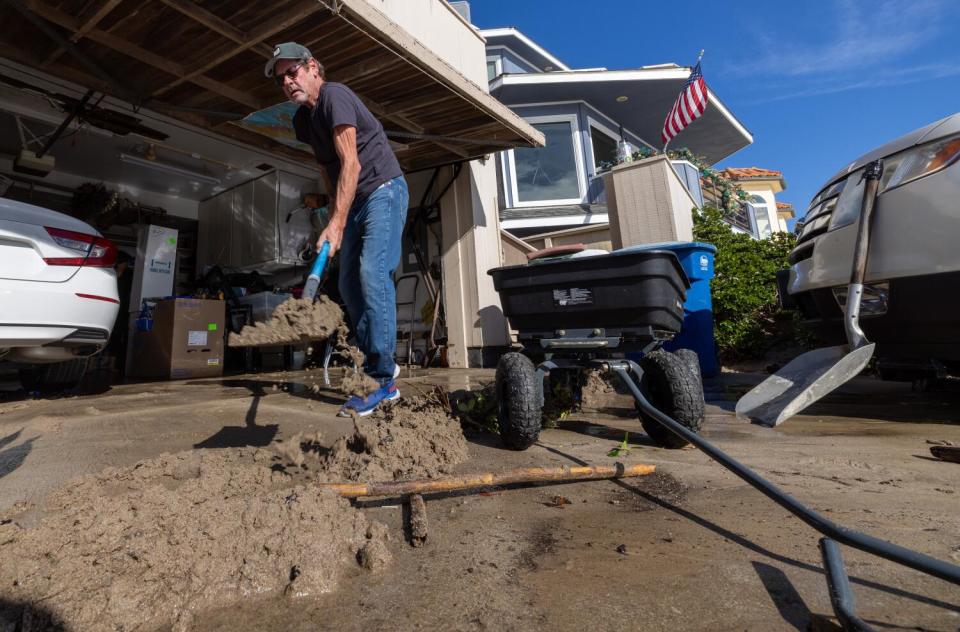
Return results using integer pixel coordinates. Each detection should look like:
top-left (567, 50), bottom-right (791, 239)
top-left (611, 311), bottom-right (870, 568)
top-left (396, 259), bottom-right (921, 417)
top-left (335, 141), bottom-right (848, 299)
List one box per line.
top-left (488, 248), bottom-right (705, 451)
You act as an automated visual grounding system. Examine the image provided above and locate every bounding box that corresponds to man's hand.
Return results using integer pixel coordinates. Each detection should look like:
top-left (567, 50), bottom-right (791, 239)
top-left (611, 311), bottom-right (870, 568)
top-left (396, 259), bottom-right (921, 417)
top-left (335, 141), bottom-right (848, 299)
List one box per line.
top-left (317, 216), bottom-right (346, 256)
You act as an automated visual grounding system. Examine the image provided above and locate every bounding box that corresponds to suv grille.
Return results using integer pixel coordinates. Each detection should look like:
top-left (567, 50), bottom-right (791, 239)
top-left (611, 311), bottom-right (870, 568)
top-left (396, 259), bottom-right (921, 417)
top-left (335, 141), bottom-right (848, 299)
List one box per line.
top-left (789, 177), bottom-right (846, 264)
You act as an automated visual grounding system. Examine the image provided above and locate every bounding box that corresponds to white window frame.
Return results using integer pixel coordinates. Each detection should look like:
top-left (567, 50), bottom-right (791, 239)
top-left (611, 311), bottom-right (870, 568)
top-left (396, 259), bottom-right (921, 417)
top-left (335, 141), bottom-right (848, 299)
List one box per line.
top-left (748, 194), bottom-right (773, 239)
top-left (506, 114), bottom-right (587, 208)
top-left (585, 116), bottom-right (622, 175)
top-left (485, 55), bottom-right (503, 82)
top-left (485, 45), bottom-right (542, 74)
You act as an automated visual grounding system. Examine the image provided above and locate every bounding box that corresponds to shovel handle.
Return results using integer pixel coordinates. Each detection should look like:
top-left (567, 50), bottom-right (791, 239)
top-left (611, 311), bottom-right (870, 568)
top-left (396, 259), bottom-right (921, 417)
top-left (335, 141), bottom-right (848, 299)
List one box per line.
top-left (302, 241), bottom-right (330, 301)
top-left (849, 160), bottom-right (883, 286)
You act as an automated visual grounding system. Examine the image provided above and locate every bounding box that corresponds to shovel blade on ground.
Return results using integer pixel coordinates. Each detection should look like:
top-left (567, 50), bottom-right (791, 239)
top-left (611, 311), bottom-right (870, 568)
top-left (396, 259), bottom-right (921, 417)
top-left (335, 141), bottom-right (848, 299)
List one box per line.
top-left (735, 343), bottom-right (876, 426)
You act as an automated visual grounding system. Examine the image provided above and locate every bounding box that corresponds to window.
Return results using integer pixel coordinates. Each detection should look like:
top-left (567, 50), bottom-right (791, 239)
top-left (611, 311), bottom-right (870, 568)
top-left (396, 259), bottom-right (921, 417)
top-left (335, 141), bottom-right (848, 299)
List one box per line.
top-left (730, 202), bottom-right (754, 234)
top-left (511, 119), bottom-right (583, 204)
top-left (485, 56), bottom-right (502, 81)
top-left (748, 194), bottom-right (773, 238)
top-left (590, 126), bottom-right (618, 171)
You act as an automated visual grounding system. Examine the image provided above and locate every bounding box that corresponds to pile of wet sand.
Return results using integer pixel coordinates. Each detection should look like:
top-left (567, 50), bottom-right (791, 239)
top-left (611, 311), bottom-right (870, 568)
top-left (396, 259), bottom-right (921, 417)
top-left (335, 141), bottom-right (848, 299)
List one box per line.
top-left (228, 296), bottom-right (346, 348)
top-left (319, 393), bottom-right (471, 482)
top-left (0, 395), bottom-right (469, 631)
top-left (230, 296), bottom-right (379, 397)
top-left (579, 369), bottom-right (630, 410)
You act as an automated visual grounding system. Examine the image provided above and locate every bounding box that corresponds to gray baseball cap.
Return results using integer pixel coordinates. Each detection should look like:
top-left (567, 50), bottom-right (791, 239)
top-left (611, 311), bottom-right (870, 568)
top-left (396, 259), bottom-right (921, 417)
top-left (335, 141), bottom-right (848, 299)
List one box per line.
top-left (264, 42), bottom-right (312, 79)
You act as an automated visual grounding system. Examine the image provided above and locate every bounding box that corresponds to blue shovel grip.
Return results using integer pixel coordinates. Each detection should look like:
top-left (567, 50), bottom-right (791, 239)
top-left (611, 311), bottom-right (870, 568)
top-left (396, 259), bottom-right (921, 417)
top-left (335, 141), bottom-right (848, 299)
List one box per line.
top-left (302, 241), bottom-right (330, 301)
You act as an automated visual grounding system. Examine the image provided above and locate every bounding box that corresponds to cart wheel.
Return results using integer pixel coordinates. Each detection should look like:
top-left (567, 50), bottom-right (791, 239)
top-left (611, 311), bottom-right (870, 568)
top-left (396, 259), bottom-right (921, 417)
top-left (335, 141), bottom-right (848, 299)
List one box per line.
top-left (673, 348), bottom-right (703, 386)
top-left (634, 349), bottom-right (704, 449)
top-left (495, 352), bottom-right (542, 450)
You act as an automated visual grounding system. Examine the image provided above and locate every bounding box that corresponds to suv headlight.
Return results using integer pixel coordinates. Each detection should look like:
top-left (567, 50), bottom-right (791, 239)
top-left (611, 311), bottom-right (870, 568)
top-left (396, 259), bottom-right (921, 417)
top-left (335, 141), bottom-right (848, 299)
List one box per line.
top-left (828, 133), bottom-right (960, 230)
top-left (882, 133), bottom-right (960, 191)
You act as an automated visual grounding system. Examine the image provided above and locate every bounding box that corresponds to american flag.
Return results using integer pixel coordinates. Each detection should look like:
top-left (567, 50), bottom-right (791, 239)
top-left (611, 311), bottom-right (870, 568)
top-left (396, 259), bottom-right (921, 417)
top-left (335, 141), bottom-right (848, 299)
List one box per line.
top-left (661, 61), bottom-right (708, 147)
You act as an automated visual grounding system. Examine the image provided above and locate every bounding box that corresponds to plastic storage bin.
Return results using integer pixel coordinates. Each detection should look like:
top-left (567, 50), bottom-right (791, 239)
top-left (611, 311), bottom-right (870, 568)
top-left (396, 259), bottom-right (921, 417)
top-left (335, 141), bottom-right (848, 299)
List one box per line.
top-left (618, 241), bottom-right (719, 377)
top-left (489, 249), bottom-right (689, 335)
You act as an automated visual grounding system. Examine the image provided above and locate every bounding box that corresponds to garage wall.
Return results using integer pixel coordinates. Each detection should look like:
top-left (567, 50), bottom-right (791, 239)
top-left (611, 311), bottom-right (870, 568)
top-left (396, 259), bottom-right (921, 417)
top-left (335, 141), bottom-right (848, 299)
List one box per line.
top-left (0, 155), bottom-right (200, 218)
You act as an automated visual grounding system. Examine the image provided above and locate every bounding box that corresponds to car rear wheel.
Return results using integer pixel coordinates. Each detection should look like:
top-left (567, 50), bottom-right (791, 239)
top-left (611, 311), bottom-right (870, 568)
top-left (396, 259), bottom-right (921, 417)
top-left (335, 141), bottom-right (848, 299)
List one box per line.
top-left (19, 357), bottom-right (90, 393)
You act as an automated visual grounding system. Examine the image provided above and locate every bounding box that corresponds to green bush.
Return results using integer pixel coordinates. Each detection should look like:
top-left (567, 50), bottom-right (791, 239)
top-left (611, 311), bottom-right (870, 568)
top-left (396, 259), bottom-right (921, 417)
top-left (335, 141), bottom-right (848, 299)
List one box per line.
top-left (693, 206), bottom-right (802, 361)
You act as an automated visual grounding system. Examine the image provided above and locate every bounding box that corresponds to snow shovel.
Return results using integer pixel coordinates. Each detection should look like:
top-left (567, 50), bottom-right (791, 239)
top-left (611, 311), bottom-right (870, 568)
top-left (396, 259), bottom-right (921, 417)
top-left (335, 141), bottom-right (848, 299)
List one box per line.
top-left (736, 160), bottom-right (884, 426)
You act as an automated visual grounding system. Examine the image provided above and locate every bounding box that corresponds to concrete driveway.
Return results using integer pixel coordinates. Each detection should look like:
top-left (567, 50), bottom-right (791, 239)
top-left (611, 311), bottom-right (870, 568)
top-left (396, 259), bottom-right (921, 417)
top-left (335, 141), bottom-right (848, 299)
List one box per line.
top-left (1, 368), bottom-right (958, 630)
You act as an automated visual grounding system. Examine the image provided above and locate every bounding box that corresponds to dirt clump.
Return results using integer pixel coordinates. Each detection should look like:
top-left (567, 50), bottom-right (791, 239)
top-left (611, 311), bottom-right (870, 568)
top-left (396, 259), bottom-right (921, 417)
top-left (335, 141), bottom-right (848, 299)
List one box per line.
top-left (579, 368), bottom-right (630, 410)
top-left (357, 522), bottom-right (392, 572)
top-left (271, 431), bottom-right (324, 467)
top-left (341, 369), bottom-right (381, 398)
top-left (228, 296), bottom-right (345, 347)
top-left (317, 393), bottom-right (471, 483)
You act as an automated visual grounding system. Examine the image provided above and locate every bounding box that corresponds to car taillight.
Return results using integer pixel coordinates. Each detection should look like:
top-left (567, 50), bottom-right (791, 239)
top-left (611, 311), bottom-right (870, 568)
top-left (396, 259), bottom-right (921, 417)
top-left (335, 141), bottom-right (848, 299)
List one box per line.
top-left (43, 226), bottom-right (117, 267)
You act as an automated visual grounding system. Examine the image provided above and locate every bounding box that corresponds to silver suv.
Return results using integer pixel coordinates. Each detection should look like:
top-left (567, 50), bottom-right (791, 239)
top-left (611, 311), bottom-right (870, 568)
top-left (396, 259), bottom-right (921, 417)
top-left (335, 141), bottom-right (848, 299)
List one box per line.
top-left (784, 112), bottom-right (960, 381)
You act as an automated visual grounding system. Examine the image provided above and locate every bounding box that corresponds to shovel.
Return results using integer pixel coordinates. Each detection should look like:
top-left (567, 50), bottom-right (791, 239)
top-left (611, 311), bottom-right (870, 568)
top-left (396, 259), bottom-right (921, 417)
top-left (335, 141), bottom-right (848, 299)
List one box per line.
top-left (736, 160), bottom-right (884, 426)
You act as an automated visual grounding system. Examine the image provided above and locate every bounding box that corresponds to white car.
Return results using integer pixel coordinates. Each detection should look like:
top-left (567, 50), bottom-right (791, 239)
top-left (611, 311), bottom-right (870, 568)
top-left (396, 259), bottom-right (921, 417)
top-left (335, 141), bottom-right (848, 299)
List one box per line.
top-left (1, 197), bottom-right (120, 389)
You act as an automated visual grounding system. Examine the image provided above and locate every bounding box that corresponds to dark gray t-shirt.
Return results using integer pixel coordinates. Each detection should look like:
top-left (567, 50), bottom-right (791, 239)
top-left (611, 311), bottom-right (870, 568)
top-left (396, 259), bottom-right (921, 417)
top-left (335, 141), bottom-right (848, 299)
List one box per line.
top-left (293, 82), bottom-right (403, 201)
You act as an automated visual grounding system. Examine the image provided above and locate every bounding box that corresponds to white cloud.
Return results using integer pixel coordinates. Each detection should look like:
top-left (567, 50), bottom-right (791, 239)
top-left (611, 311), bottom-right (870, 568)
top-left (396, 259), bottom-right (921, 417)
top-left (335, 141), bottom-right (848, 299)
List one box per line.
top-left (723, 0), bottom-right (959, 99)
top-left (748, 63), bottom-right (960, 103)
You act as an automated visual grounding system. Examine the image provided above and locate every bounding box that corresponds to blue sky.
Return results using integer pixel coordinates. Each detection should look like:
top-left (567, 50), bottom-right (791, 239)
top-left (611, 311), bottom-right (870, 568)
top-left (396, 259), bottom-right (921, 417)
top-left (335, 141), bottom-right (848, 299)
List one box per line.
top-left (469, 0), bottom-right (960, 218)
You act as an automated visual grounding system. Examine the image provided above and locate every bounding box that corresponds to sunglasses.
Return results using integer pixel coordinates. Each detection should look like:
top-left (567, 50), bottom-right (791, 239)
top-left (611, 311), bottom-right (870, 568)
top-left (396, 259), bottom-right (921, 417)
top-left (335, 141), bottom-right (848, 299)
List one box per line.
top-left (275, 61), bottom-right (305, 87)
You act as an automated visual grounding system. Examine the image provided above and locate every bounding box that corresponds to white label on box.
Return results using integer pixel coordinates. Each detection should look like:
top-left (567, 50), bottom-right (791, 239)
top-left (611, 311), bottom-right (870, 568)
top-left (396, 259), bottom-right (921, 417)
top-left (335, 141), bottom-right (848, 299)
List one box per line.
top-left (187, 330), bottom-right (208, 346)
top-left (207, 358), bottom-right (220, 366)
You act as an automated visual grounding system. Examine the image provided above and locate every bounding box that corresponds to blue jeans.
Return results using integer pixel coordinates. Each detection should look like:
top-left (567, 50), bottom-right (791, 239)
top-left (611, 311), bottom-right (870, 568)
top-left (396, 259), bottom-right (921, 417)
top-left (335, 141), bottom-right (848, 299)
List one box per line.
top-left (338, 176), bottom-right (409, 383)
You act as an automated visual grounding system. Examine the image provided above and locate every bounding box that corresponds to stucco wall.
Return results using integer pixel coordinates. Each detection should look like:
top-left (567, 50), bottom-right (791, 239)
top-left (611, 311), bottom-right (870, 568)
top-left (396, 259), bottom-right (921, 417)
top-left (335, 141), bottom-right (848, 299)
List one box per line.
top-left (371, 0), bottom-right (488, 86)
top-left (739, 182), bottom-right (783, 235)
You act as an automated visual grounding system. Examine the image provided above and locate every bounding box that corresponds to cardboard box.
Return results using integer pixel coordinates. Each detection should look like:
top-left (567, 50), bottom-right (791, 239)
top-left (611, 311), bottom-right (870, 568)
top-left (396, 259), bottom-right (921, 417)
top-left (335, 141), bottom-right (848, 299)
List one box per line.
top-left (128, 298), bottom-right (225, 379)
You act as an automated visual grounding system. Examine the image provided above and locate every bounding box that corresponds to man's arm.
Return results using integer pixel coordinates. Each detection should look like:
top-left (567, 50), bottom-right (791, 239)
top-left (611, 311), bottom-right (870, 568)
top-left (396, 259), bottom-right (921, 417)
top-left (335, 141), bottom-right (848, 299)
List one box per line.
top-left (317, 165), bottom-right (335, 216)
top-left (317, 124), bottom-right (360, 256)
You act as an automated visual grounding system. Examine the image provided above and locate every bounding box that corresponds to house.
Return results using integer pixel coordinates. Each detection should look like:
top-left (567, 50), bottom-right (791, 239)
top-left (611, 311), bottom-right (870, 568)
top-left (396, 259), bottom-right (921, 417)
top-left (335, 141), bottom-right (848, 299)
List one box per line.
top-left (717, 167), bottom-right (793, 237)
top-left (776, 202), bottom-right (796, 230)
top-left (478, 25), bottom-right (753, 243)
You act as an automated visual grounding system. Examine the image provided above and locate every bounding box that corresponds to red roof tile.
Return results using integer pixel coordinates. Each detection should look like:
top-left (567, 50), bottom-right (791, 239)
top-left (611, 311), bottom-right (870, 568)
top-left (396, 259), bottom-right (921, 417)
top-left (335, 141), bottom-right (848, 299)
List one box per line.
top-left (721, 167), bottom-right (782, 179)
top-left (776, 202), bottom-right (793, 209)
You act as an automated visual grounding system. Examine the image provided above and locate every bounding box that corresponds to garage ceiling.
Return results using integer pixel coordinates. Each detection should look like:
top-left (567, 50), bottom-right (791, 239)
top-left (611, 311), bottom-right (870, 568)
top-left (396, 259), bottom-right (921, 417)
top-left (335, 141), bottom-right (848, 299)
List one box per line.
top-left (0, 0), bottom-right (543, 172)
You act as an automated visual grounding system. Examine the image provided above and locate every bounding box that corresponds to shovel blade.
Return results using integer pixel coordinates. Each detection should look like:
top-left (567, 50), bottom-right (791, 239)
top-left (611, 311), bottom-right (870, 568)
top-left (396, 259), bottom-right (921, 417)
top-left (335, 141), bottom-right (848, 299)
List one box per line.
top-left (735, 343), bottom-right (876, 426)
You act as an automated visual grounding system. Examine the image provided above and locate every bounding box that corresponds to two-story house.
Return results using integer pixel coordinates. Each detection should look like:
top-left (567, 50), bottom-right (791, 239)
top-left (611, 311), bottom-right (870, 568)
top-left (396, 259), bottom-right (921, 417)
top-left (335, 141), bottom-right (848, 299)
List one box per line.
top-left (480, 26), bottom-right (754, 247)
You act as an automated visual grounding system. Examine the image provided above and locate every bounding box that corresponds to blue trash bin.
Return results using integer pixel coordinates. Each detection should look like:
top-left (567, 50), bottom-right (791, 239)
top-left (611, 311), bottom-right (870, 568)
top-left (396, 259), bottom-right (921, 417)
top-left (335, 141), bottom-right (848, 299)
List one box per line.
top-left (618, 241), bottom-right (719, 377)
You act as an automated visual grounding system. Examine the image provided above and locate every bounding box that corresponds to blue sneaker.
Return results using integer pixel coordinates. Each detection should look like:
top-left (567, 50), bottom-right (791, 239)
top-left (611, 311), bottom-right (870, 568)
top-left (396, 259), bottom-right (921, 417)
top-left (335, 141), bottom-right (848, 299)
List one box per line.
top-left (338, 380), bottom-right (400, 417)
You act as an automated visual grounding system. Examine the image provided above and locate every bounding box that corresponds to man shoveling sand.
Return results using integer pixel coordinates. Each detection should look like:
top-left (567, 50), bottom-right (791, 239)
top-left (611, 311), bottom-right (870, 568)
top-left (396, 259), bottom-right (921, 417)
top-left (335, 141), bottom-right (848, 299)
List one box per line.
top-left (264, 42), bottom-right (409, 418)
